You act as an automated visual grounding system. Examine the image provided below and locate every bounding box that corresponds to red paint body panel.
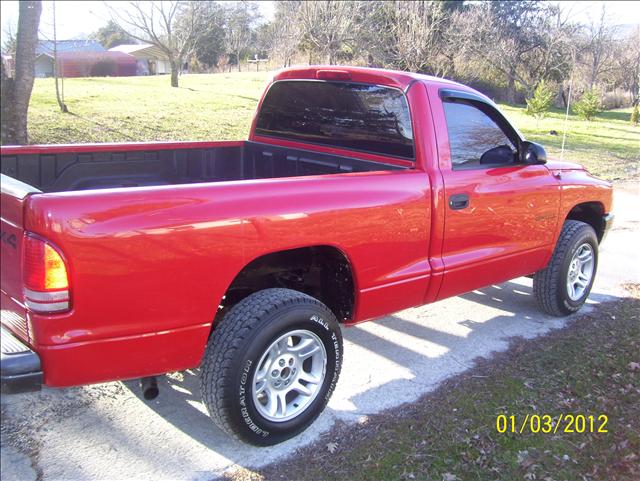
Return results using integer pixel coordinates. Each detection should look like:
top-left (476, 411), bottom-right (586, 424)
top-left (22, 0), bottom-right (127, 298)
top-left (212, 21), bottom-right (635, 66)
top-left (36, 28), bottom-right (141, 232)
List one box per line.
top-left (38, 323), bottom-right (211, 387)
top-left (0, 66), bottom-right (613, 388)
top-left (24, 170), bottom-right (431, 347)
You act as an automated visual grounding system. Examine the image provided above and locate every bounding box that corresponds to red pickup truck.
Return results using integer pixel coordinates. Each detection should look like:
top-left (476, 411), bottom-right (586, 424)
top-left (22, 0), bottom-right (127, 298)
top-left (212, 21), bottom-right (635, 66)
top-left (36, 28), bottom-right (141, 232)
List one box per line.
top-left (1, 66), bottom-right (613, 445)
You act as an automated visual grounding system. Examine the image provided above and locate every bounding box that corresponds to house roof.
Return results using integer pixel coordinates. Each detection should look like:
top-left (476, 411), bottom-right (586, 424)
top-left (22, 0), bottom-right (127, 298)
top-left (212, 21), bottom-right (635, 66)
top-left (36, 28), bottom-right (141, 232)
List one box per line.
top-left (108, 44), bottom-right (168, 60)
top-left (37, 39), bottom-right (105, 56)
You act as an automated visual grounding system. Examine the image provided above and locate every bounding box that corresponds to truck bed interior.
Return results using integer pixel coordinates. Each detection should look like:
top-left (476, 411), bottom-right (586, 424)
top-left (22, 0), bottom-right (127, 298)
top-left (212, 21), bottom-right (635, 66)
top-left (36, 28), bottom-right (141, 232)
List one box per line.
top-left (0, 141), bottom-right (406, 193)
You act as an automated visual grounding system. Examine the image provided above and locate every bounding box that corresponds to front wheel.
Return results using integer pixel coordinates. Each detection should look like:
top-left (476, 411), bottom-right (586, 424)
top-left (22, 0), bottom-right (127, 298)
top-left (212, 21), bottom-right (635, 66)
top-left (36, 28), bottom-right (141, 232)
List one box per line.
top-left (200, 288), bottom-right (342, 446)
top-left (533, 220), bottom-right (598, 316)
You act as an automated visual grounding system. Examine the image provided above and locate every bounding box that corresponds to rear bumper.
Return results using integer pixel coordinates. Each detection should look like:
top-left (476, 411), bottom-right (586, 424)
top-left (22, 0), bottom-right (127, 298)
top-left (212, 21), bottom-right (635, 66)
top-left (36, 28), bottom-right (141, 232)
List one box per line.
top-left (1, 326), bottom-right (42, 393)
top-left (601, 213), bottom-right (614, 243)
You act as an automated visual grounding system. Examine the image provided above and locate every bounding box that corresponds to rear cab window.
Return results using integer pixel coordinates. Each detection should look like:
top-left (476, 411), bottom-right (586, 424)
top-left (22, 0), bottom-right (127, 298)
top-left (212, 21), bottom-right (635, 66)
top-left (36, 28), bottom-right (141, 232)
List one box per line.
top-left (255, 81), bottom-right (415, 160)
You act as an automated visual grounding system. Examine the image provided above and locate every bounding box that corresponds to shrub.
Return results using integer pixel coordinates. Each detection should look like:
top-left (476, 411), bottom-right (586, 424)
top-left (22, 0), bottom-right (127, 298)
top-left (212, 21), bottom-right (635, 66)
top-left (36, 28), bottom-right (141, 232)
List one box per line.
top-left (602, 89), bottom-right (633, 109)
top-left (573, 89), bottom-right (601, 121)
top-left (631, 103), bottom-right (639, 126)
top-left (525, 80), bottom-right (554, 124)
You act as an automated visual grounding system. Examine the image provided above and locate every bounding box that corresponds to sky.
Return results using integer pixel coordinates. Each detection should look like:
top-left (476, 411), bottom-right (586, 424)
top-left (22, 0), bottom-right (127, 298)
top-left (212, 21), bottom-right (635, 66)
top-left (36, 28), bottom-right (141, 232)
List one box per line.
top-left (1, 1), bottom-right (638, 45)
top-left (0, 1), bottom-right (276, 44)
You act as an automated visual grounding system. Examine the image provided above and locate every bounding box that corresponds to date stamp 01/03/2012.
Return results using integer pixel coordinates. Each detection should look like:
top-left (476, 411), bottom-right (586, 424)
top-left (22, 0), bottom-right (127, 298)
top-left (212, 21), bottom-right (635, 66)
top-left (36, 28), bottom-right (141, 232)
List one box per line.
top-left (496, 414), bottom-right (609, 434)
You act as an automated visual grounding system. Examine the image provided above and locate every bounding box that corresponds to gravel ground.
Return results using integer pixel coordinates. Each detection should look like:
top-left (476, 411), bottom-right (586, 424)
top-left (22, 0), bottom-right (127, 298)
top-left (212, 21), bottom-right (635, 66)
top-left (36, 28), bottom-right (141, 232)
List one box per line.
top-left (1, 183), bottom-right (637, 481)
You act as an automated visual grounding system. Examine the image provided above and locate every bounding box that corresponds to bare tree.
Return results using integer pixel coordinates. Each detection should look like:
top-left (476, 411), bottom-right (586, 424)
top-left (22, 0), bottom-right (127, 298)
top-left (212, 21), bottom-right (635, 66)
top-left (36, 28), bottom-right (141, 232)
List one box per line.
top-left (1, 1), bottom-right (42, 145)
top-left (580, 6), bottom-right (619, 90)
top-left (1, 20), bottom-right (17, 56)
top-left (533, 6), bottom-right (579, 84)
top-left (262, 1), bottom-right (301, 68)
top-left (108, 1), bottom-right (202, 87)
top-left (613, 27), bottom-right (640, 105)
top-left (386, 1), bottom-right (448, 73)
top-left (222, 1), bottom-right (260, 72)
top-left (298, 1), bottom-right (358, 65)
top-left (450, 1), bottom-right (573, 102)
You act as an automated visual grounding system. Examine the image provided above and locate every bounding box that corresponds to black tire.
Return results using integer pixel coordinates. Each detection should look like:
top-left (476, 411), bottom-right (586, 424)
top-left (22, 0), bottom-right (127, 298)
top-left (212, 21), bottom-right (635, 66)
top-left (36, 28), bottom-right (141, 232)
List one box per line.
top-left (200, 288), bottom-right (343, 446)
top-left (533, 220), bottom-right (599, 316)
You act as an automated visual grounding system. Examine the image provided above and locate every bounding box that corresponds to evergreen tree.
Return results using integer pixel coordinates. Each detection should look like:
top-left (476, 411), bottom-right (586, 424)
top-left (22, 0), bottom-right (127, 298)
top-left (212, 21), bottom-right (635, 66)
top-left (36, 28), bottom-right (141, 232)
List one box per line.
top-left (525, 79), bottom-right (554, 127)
top-left (631, 103), bottom-right (639, 126)
top-left (573, 89), bottom-right (601, 121)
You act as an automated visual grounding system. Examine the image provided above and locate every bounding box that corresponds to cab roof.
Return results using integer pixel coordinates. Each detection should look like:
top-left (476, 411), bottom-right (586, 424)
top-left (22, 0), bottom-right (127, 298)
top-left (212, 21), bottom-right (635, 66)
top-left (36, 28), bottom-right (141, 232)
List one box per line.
top-left (272, 65), bottom-right (471, 92)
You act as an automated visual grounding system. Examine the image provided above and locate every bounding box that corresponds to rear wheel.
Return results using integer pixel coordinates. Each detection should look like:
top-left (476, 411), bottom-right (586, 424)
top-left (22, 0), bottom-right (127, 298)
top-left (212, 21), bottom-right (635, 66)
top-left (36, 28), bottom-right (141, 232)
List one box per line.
top-left (533, 220), bottom-right (598, 316)
top-left (200, 288), bottom-right (342, 446)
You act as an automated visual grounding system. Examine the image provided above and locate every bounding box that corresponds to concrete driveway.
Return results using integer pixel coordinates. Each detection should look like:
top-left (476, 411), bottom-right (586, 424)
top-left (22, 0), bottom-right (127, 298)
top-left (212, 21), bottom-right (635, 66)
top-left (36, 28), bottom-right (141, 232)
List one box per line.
top-left (2, 183), bottom-right (638, 481)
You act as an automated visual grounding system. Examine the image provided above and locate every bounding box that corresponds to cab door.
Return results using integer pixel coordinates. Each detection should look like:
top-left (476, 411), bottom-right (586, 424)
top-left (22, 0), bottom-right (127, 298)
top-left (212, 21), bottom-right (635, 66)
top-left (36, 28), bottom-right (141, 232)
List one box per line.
top-left (435, 91), bottom-right (560, 300)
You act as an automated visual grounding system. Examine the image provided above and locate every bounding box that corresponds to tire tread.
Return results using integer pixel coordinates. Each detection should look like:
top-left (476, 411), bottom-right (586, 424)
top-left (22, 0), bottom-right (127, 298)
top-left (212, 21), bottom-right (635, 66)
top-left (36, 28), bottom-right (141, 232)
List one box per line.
top-left (533, 220), bottom-right (595, 316)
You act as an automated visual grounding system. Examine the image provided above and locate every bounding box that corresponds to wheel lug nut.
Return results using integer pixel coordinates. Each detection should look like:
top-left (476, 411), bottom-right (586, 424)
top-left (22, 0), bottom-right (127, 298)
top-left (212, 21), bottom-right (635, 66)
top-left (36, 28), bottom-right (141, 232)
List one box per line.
top-left (279, 359), bottom-right (285, 367)
top-left (271, 370), bottom-right (278, 377)
top-left (289, 359), bottom-right (294, 366)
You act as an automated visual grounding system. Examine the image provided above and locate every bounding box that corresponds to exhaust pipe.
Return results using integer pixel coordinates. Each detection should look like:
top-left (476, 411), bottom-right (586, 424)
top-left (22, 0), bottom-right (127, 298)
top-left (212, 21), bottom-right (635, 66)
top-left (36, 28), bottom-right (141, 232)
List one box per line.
top-left (139, 376), bottom-right (159, 400)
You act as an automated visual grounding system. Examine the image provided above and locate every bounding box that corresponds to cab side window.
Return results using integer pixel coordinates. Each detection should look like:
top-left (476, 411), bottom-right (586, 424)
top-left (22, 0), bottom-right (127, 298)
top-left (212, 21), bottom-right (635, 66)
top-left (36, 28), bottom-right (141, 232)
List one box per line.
top-left (443, 101), bottom-right (516, 169)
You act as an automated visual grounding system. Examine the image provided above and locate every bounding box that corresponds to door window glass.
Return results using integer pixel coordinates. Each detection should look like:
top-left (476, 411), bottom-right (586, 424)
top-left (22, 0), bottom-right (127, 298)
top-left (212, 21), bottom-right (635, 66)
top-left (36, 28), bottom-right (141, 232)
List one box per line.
top-left (443, 101), bottom-right (516, 169)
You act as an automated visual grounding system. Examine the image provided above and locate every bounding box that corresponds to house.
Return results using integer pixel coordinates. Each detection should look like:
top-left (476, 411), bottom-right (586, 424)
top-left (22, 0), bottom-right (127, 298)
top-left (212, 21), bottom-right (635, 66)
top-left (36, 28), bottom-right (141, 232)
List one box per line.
top-left (108, 44), bottom-right (171, 75)
top-left (35, 39), bottom-right (105, 77)
top-left (57, 51), bottom-right (137, 78)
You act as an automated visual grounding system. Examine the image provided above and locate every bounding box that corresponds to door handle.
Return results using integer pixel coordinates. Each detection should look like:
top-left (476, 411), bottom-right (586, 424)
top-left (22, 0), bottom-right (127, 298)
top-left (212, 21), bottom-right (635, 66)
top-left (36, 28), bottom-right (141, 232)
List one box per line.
top-left (449, 194), bottom-right (469, 210)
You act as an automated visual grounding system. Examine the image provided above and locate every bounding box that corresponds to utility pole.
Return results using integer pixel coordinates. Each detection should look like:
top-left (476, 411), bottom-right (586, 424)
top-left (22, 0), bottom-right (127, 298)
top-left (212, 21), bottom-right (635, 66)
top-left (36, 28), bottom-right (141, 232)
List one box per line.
top-left (52, 0), bottom-right (68, 113)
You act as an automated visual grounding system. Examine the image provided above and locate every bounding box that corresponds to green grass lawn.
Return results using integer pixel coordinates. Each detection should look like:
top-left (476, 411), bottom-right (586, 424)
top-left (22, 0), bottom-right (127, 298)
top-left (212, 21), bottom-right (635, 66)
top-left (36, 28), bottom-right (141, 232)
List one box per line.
top-left (27, 72), bottom-right (268, 145)
top-left (500, 104), bottom-right (639, 181)
top-left (26, 72), bottom-right (639, 181)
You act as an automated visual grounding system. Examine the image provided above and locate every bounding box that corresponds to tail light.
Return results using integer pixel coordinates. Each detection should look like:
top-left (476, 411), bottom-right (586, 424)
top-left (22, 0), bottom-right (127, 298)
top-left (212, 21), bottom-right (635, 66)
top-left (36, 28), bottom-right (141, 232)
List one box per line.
top-left (23, 234), bottom-right (70, 313)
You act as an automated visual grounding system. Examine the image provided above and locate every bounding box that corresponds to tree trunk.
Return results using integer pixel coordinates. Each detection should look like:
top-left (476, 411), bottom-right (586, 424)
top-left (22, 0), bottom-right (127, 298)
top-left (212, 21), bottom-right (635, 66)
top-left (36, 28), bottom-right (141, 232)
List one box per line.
top-left (1, 1), bottom-right (42, 145)
top-left (506, 69), bottom-right (517, 104)
top-left (170, 60), bottom-right (179, 88)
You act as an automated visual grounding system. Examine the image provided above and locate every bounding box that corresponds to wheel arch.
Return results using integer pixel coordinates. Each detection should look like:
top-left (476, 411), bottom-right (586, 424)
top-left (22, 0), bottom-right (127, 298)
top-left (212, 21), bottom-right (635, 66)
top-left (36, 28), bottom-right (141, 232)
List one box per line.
top-left (565, 201), bottom-right (606, 242)
top-left (214, 245), bottom-right (356, 330)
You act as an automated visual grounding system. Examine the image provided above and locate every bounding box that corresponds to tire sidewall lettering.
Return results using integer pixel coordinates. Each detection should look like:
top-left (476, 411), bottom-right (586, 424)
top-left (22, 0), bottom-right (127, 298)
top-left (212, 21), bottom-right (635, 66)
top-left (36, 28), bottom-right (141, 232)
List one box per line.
top-left (310, 314), bottom-right (329, 330)
top-left (237, 359), bottom-right (270, 438)
top-left (325, 331), bottom-right (341, 401)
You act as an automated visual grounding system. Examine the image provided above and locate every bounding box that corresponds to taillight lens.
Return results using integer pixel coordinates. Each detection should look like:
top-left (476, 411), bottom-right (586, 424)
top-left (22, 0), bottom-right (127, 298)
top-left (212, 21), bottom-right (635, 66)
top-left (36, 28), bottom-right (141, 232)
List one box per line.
top-left (23, 235), bottom-right (70, 313)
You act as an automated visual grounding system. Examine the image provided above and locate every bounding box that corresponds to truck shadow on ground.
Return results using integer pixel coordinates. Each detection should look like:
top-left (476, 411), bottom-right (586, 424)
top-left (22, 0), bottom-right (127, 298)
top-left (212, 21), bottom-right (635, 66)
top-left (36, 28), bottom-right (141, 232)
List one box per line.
top-left (118, 277), bottom-right (616, 468)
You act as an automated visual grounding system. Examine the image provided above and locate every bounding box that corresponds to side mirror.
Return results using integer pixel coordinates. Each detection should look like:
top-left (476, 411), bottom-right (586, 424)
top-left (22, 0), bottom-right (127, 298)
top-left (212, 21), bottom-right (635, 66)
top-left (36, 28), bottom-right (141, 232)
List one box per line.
top-left (480, 145), bottom-right (516, 165)
top-left (520, 141), bottom-right (547, 165)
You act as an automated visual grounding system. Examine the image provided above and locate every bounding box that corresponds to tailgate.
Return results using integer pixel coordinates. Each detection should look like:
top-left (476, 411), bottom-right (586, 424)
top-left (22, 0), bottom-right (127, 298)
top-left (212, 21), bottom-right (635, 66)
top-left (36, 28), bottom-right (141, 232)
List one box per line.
top-left (1, 174), bottom-right (41, 341)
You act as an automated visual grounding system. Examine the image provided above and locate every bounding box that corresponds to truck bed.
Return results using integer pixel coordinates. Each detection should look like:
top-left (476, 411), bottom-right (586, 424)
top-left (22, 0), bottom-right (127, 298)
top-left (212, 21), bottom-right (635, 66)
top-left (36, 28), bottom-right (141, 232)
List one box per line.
top-left (0, 140), bottom-right (405, 193)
